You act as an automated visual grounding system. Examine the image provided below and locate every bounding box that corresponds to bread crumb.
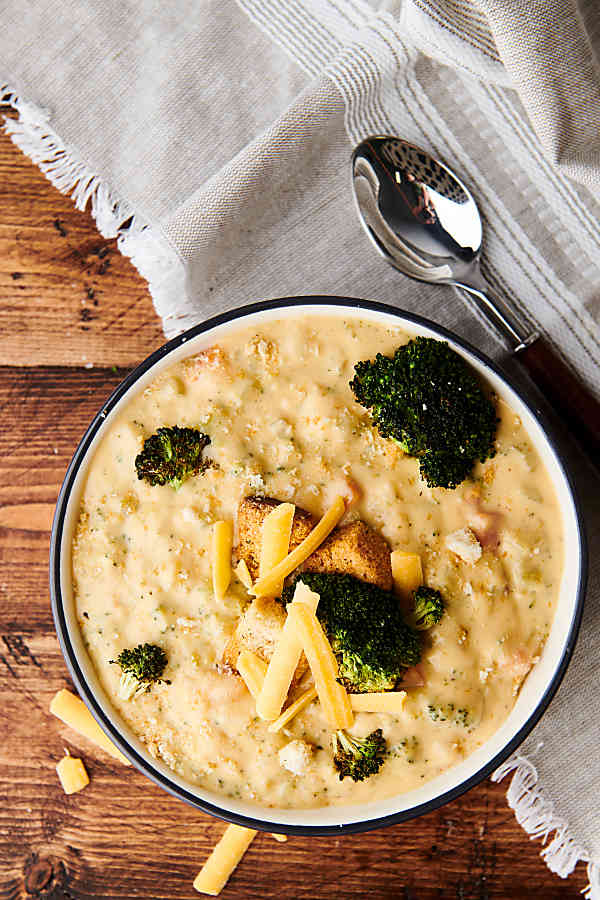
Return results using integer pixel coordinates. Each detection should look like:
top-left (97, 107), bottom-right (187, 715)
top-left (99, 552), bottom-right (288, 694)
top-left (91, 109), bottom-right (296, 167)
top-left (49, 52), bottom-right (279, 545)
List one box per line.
top-left (446, 528), bottom-right (482, 564)
top-left (245, 335), bottom-right (280, 374)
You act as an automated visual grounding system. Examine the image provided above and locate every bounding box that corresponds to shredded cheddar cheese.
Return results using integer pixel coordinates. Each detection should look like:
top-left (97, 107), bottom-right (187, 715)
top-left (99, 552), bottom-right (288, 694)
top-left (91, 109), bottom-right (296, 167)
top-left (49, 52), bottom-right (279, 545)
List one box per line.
top-left (236, 649), bottom-right (268, 701)
top-left (287, 603), bottom-right (353, 730)
top-left (390, 550), bottom-right (423, 599)
top-left (350, 691), bottom-right (407, 713)
top-left (193, 824), bottom-right (257, 895)
top-left (212, 520), bottom-right (233, 601)
top-left (50, 689), bottom-right (130, 765)
top-left (56, 752), bottom-right (89, 794)
top-left (234, 558), bottom-right (253, 590)
top-left (256, 581), bottom-right (319, 721)
top-left (251, 496), bottom-right (346, 599)
top-left (259, 502), bottom-right (295, 596)
top-left (268, 686), bottom-right (318, 733)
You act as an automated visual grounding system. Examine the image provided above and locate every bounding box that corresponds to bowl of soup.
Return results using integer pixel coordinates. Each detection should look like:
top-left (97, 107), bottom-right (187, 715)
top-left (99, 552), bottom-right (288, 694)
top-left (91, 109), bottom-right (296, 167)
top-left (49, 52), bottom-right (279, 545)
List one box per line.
top-left (50, 297), bottom-right (586, 834)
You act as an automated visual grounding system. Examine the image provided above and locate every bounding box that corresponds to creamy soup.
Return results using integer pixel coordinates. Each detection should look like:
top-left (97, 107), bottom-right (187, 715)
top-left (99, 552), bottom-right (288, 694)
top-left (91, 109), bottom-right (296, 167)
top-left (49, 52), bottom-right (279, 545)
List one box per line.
top-left (72, 317), bottom-right (562, 808)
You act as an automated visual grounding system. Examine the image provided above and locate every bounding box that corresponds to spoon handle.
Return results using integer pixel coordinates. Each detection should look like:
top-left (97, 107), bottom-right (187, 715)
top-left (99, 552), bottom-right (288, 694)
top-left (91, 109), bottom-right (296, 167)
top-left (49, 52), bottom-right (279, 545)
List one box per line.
top-left (517, 336), bottom-right (600, 458)
top-left (460, 281), bottom-right (538, 351)
top-left (463, 277), bottom-right (600, 458)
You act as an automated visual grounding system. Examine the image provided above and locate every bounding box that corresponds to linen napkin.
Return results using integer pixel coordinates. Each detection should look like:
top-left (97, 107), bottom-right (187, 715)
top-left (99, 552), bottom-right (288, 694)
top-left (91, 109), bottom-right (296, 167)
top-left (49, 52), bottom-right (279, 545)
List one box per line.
top-left (2, 0), bottom-right (599, 891)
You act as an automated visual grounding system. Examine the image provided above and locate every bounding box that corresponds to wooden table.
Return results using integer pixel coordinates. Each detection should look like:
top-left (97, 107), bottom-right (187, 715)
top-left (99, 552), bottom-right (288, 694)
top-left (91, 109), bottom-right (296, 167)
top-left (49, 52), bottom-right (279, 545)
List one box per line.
top-left (0, 121), bottom-right (585, 899)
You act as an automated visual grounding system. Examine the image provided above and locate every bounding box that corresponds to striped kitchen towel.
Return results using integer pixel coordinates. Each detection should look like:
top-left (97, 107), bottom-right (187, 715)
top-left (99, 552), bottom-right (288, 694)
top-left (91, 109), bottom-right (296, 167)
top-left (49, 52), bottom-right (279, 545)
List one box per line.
top-left (2, 0), bottom-right (599, 892)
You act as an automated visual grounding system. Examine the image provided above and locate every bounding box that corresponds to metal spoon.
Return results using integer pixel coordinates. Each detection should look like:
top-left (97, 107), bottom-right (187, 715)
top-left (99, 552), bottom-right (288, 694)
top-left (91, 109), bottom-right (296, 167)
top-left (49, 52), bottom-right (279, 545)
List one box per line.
top-left (352, 135), bottom-right (600, 457)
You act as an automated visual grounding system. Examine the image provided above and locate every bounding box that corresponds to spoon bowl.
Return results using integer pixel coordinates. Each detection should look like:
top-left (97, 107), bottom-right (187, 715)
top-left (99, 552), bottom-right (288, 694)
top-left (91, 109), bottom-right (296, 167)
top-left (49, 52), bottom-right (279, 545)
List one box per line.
top-left (352, 135), bottom-right (533, 348)
top-left (353, 136), bottom-right (481, 281)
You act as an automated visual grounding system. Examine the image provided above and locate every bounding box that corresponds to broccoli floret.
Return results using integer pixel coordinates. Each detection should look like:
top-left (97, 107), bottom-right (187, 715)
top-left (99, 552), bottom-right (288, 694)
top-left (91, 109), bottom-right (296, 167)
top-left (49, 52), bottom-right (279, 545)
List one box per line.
top-left (135, 426), bottom-right (211, 488)
top-left (110, 643), bottom-right (168, 700)
top-left (332, 728), bottom-right (387, 782)
top-left (282, 572), bottom-right (421, 692)
top-left (408, 586), bottom-right (444, 631)
top-left (350, 337), bottom-right (498, 489)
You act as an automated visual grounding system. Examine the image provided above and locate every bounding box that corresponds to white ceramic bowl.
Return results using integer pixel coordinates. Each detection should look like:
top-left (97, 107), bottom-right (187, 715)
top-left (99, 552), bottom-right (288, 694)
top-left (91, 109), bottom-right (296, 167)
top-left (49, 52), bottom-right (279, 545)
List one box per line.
top-left (50, 297), bottom-right (586, 834)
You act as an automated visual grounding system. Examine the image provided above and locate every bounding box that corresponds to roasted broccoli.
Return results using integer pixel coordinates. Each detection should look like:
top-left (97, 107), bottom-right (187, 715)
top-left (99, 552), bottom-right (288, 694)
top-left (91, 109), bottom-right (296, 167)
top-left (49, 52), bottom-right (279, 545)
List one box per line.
top-left (350, 337), bottom-right (498, 489)
top-left (332, 728), bottom-right (387, 782)
top-left (282, 572), bottom-right (421, 692)
top-left (111, 643), bottom-right (168, 700)
top-left (408, 586), bottom-right (445, 631)
top-left (135, 426), bottom-right (211, 488)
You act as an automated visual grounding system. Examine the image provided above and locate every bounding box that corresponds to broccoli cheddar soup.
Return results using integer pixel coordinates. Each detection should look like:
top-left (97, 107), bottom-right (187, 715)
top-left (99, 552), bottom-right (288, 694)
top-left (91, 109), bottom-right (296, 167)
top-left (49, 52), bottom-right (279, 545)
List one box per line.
top-left (72, 317), bottom-right (563, 809)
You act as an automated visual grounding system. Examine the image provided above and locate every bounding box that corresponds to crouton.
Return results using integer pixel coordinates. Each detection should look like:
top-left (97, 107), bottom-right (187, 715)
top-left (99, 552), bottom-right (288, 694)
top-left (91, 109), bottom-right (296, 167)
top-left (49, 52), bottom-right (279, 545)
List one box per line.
top-left (303, 521), bottom-right (392, 591)
top-left (236, 597), bottom-right (287, 659)
top-left (222, 597), bottom-right (308, 687)
top-left (237, 497), bottom-right (315, 581)
top-left (221, 634), bottom-right (241, 672)
top-left (236, 497), bottom-right (392, 590)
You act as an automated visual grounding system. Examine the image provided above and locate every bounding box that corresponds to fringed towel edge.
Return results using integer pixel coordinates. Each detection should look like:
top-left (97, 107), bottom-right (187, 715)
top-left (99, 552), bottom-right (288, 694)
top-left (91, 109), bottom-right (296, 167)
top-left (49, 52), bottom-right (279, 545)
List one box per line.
top-left (1, 81), bottom-right (190, 338)
top-left (493, 754), bottom-right (598, 897)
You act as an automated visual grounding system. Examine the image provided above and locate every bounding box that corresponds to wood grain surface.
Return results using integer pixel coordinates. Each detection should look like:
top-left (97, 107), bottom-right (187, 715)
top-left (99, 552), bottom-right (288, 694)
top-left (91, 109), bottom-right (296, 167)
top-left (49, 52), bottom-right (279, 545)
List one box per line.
top-left (0, 123), bottom-right (586, 899)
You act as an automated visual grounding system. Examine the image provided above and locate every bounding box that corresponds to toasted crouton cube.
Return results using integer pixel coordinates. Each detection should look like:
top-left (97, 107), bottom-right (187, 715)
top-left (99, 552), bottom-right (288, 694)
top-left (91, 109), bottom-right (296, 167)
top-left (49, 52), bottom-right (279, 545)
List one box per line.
top-left (237, 497), bottom-right (315, 581)
top-left (303, 520), bottom-right (392, 590)
top-left (223, 597), bottom-right (308, 687)
top-left (237, 497), bottom-right (392, 590)
top-left (236, 597), bottom-right (287, 660)
top-left (221, 634), bottom-right (241, 672)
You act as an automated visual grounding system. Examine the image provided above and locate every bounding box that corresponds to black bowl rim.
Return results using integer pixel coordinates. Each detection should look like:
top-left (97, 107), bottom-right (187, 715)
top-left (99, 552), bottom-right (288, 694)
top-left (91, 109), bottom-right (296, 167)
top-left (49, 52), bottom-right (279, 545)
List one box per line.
top-left (50, 295), bottom-right (587, 836)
